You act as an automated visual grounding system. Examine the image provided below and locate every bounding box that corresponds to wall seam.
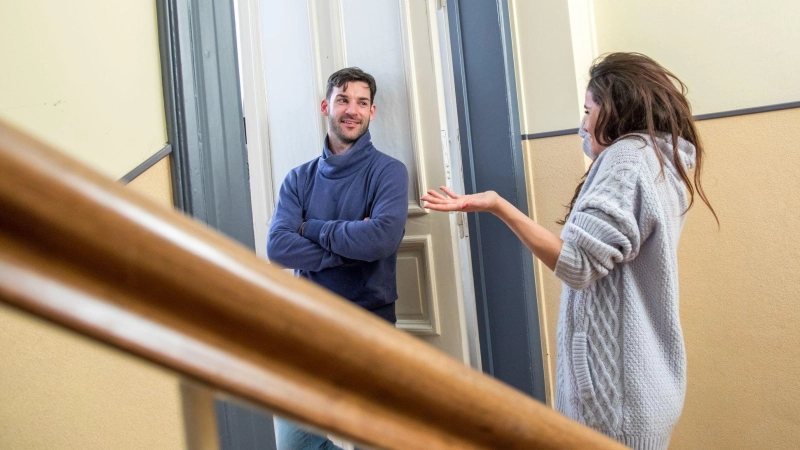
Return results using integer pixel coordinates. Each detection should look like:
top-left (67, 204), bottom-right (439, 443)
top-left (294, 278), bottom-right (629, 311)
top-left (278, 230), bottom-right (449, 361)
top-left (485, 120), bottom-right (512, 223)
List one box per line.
top-left (120, 144), bottom-right (173, 184)
top-left (521, 100), bottom-right (800, 140)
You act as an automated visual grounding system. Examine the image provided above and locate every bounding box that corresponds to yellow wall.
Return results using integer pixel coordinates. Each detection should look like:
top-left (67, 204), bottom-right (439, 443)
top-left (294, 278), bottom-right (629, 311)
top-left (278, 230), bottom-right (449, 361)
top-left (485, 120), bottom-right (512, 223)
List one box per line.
top-left (510, 0), bottom-right (800, 133)
top-left (0, 1), bottom-right (187, 448)
top-left (0, 0), bottom-right (168, 179)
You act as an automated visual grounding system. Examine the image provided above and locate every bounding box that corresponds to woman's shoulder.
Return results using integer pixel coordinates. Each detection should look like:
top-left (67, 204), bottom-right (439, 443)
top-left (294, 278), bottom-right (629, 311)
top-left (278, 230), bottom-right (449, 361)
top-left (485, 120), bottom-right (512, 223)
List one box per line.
top-left (592, 137), bottom-right (650, 178)
top-left (603, 135), bottom-right (653, 164)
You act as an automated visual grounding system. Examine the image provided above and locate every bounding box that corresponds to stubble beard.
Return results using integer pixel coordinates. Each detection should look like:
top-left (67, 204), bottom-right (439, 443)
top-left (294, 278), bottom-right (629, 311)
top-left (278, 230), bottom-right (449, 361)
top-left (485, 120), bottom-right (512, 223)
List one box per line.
top-left (329, 113), bottom-right (370, 146)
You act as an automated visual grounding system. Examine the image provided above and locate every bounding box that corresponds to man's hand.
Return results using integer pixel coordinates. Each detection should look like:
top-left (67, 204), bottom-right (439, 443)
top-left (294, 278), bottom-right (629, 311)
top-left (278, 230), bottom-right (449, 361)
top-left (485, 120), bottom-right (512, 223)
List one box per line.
top-left (422, 186), bottom-right (500, 213)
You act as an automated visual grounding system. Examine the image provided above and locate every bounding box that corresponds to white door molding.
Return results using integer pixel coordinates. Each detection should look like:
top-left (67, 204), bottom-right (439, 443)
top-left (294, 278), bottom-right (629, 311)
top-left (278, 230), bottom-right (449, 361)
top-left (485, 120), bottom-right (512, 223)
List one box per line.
top-left (236, 0), bottom-right (275, 258)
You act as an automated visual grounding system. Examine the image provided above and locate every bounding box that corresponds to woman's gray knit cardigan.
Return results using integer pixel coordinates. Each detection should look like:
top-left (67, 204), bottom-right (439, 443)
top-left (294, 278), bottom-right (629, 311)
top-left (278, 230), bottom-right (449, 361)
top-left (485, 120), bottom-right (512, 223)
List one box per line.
top-left (554, 133), bottom-right (695, 450)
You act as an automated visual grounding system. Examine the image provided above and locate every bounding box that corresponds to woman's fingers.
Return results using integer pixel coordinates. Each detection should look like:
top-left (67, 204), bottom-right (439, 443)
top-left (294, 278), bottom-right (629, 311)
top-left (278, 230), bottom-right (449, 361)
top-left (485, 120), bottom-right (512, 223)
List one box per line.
top-left (422, 196), bottom-right (458, 210)
top-left (423, 188), bottom-right (496, 213)
top-left (422, 187), bottom-right (469, 211)
top-left (424, 202), bottom-right (459, 211)
top-left (424, 189), bottom-right (447, 200)
top-left (439, 186), bottom-right (460, 199)
top-left (424, 187), bottom-right (461, 200)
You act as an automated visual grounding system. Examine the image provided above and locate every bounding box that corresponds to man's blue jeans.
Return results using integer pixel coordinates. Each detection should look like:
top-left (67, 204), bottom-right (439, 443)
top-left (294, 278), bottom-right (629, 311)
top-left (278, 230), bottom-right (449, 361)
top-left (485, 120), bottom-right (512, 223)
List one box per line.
top-left (274, 416), bottom-right (344, 450)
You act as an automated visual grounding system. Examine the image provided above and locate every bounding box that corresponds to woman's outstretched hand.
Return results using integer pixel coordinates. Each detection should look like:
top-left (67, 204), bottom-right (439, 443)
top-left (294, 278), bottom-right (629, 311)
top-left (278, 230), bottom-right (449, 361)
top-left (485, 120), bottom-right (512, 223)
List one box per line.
top-left (422, 186), bottom-right (500, 213)
top-left (424, 185), bottom-right (562, 271)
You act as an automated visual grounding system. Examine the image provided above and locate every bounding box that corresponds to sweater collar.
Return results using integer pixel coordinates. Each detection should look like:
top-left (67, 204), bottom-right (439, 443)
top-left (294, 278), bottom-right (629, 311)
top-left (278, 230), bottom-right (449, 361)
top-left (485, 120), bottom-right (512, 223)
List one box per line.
top-left (630, 133), bottom-right (697, 175)
top-left (319, 131), bottom-right (375, 178)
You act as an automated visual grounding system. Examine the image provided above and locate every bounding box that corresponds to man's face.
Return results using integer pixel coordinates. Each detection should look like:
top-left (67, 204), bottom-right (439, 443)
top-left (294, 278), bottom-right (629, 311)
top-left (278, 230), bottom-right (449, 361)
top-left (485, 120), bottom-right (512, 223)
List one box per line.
top-left (321, 81), bottom-right (376, 146)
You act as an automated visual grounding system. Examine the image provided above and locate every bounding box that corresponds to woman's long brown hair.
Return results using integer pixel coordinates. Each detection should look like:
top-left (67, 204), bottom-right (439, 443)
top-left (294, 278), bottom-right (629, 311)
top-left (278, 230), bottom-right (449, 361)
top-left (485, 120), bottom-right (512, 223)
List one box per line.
top-left (558, 52), bottom-right (718, 226)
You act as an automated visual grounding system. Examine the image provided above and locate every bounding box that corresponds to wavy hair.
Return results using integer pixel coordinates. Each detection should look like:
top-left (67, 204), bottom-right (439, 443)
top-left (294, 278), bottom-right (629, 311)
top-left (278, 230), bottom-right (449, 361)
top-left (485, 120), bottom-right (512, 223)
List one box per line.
top-left (559, 52), bottom-right (718, 225)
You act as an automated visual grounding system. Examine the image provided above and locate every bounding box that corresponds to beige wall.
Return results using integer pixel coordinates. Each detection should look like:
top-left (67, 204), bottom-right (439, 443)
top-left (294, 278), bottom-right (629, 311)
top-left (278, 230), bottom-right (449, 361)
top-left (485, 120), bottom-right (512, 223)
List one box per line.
top-left (0, 0), bottom-right (168, 179)
top-left (671, 108), bottom-right (800, 449)
top-left (0, 2), bottom-right (188, 448)
top-left (0, 304), bottom-right (186, 450)
top-left (127, 157), bottom-right (175, 209)
top-left (0, 158), bottom-right (182, 449)
top-left (522, 134), bottom-right (586, 404)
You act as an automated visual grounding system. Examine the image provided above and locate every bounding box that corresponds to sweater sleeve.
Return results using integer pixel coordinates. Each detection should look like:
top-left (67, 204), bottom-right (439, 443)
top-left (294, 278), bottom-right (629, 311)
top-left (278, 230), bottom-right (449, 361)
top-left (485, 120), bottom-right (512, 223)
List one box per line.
top-left (267, 170), bottom-right (346, 271)
top-left (555, 150), bottom-right (650, 290)
top-left (302, 160), bottom-right (408, 262)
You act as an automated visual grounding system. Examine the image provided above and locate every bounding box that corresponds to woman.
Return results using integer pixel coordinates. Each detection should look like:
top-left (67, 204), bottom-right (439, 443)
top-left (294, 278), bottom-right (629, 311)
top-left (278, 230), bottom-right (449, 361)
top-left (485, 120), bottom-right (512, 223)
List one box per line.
top-left (422, 52), bottom-right (717, 449)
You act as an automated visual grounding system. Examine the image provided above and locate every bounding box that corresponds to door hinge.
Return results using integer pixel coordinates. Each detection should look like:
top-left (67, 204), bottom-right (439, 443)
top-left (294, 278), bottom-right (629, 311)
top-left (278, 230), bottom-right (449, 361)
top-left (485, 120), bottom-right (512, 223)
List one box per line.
top-left (456, 211), bottom-right (468, 239)
top-left (441, 129), bottom-right (452, 186)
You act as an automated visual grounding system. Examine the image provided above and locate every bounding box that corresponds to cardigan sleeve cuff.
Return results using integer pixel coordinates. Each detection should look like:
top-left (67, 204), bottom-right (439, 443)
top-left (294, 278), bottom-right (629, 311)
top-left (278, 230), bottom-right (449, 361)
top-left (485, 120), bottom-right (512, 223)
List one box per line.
top-left (554, 212), bottom-right (622, 290)
top-left (555, 240), bottom-right (588, 290)
top-left (302, 219), bottom-right (325, 246)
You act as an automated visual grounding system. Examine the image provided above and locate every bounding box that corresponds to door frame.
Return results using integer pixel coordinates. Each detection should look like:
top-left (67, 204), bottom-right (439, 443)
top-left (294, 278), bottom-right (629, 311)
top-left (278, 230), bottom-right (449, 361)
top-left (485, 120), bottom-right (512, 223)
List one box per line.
top-left (429, 0), bottom-right (482, 370)
top-left (445, 0), bottom-right (547, 402)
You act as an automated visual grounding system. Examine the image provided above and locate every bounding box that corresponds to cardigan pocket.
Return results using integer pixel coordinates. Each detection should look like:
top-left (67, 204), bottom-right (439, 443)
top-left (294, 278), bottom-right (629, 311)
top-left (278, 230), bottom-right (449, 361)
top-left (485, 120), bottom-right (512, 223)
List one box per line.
top-left (572, 331), bottom-right (602, 427)
top-left (572, 332), bottom-right (597, 403)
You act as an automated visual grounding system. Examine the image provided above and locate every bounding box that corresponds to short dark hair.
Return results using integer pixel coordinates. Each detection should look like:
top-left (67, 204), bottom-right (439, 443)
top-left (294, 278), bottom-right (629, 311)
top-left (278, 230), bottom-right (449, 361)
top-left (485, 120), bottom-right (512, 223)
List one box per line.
top-left (325, 67), bottom-right (377, 104)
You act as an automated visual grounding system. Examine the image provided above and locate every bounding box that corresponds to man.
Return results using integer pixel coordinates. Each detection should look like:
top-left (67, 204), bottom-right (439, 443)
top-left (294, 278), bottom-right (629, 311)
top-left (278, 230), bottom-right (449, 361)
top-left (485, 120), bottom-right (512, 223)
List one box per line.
top-left (267, 68), bottom-right (408, 449)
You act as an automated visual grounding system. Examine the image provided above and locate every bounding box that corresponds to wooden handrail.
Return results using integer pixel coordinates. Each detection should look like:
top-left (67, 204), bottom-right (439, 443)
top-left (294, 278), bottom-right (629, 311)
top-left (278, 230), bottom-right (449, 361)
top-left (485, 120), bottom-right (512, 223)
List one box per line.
top-left (0, 120), bottom-right (627, 450)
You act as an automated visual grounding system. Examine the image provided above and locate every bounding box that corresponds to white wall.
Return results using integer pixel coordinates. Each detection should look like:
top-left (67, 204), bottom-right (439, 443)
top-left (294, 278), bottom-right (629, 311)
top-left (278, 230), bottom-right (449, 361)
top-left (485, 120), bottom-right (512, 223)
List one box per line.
top-left (509, 0), bottom-right (581, 134)
top-left (593, 0), bottom-right (800, 114)
top-left (511, 0), bottom-right (800, 135)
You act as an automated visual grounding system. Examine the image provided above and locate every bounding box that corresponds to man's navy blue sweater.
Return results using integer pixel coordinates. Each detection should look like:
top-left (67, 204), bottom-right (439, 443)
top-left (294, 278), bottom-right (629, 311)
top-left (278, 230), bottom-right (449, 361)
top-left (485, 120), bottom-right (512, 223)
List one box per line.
top-left (267, 131), bottom-right (408, 323)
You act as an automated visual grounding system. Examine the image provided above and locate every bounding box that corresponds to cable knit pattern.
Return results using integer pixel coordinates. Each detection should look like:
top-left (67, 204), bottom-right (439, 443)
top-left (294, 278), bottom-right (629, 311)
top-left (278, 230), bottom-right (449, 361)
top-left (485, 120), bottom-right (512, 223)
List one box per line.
top-left (580, 269), bottom-right (622, 429)
top-left (554, 134), bottom-right (692, 450)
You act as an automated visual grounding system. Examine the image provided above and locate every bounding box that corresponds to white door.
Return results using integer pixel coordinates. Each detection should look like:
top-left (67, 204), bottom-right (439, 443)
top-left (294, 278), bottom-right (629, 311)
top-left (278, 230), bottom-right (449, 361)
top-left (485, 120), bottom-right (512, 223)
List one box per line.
top-left (238, 0), bottom-right (477, 366)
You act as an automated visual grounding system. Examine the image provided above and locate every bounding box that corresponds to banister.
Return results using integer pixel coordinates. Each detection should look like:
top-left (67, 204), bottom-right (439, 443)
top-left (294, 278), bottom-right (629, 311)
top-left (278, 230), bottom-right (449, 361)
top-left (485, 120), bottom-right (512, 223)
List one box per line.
top-left (0, 119), bottom-right (627, 450)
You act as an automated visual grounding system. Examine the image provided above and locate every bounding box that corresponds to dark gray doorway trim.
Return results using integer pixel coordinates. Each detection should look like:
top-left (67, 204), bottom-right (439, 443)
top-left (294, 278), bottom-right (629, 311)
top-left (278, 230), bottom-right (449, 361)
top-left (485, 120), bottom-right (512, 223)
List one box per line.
top-left (446, 0), bottom-right (546, 402)
top-left (157, 0), bottom-right (272, 449)
top-left (156, 0), bottom-right (255, 250)
top-left (156, 0), bottom-right (189, 212)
